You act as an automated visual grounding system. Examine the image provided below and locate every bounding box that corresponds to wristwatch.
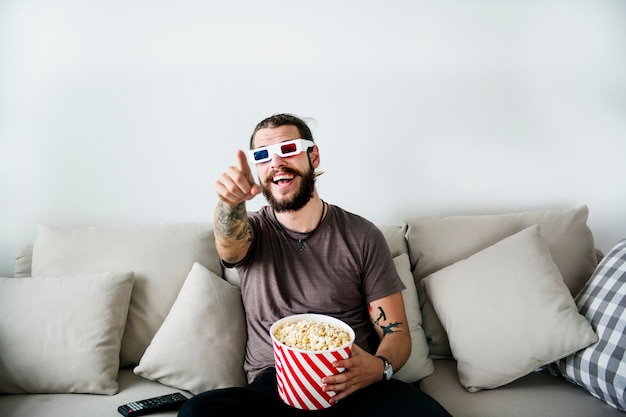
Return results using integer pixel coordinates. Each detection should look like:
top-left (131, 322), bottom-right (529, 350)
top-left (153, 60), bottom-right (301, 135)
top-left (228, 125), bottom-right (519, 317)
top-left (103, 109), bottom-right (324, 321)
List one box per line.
top-left (376, 355), bottom-right (393, 381)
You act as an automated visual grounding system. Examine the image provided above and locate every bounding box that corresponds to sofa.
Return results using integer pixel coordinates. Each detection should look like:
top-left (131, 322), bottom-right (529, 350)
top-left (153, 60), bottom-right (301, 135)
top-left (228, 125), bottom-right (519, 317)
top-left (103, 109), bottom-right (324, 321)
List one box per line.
top-left (1, 205), bottom-right (625, 417)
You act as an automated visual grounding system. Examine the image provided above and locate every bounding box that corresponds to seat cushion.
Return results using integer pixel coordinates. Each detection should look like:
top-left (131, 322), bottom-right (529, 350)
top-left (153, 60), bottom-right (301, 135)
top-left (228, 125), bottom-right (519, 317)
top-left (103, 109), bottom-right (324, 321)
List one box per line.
top-left (0, 370), bottom-right (192, 417)
top-left (419, 359), bottom-right (624, 417)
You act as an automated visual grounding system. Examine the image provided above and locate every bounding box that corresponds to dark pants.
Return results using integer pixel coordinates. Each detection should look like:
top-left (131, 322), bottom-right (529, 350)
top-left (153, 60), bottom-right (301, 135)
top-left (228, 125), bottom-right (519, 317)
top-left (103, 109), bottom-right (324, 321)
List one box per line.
top-left (178, 368), bottom-right (452, 417)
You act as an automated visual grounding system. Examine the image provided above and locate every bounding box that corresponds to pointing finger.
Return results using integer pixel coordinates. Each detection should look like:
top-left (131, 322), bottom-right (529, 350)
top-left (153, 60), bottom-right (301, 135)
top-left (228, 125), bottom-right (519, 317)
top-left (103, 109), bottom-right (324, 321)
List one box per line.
top-left (236, 150), bottom-right (262, 196)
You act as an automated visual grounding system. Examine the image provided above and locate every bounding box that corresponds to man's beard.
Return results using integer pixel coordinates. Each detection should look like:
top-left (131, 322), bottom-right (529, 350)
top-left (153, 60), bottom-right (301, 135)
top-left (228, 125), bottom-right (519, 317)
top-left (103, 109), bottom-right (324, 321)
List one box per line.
top-left (262, 164), bottom-right (316, 213)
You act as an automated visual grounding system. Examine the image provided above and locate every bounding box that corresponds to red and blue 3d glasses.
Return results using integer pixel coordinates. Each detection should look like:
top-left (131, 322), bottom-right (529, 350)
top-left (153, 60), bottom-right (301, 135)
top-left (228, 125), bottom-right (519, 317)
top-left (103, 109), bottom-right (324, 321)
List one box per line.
top-left (248, 139), bottom-right (315, 164)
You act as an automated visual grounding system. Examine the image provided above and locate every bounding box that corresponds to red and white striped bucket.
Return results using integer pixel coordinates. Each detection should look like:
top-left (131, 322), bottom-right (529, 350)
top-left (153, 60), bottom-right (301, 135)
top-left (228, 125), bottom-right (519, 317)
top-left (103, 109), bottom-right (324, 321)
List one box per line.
top-left (270, 314), bottom-right (355, 410)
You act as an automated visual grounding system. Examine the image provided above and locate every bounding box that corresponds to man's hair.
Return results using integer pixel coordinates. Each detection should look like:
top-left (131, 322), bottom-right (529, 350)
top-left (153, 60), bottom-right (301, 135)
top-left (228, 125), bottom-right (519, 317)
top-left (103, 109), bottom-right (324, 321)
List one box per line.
top-left (249, 113), bottom-right (314, 149)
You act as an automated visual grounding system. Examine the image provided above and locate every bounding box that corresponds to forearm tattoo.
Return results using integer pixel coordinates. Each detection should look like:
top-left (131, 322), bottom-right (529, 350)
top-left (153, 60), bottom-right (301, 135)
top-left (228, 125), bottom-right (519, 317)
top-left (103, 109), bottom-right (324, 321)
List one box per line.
top-left (215, 201), bottom-right (253, 247)
top-left (371, 305), bottom-right (403, 337)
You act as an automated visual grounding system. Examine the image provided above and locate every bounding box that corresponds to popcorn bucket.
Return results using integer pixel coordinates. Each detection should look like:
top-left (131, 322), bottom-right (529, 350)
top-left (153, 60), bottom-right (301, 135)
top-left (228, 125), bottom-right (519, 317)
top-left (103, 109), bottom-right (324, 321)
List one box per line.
top-left (270, 314), bottom-right (355, 410)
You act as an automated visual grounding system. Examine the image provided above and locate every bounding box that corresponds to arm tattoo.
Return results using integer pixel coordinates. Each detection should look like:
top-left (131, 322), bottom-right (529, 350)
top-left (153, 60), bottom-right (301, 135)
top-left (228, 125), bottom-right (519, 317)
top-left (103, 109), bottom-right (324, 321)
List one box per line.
top-left (372, 305), bottom-right (403, 337)
top-left (215, 201), bottom-right (253, 244)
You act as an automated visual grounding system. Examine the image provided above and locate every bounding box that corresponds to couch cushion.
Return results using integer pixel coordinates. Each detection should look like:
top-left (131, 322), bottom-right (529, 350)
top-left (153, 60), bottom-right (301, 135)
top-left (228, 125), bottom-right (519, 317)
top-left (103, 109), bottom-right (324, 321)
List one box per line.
top-left (0, 370), bottom-right (191, 417)
top-left (134, 262), bottom-right (247, 394)
top-left (378, 225), bottom-right (409, 258)
top-left (557, 238), bottom-right (626, 412)
top-left (419, 359), bottom-right (625, 417)
top-left (30, 223), bottom-right (222, 366)
top-left (421, 226), bottom-right (597, 392)
top-left (405, 205), bottom-right (597, 358)
top-left (13, 245), bottom-right (33, 278)
top-left (392, 254), bottom-right (434, 382)
top-left (0, 272), bottom-right (134, 394)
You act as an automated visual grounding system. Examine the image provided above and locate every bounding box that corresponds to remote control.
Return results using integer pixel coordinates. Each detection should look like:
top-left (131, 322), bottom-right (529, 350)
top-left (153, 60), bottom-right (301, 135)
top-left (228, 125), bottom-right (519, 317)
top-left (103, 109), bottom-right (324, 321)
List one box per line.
top-left (117, 392), bottom-right (188, 416)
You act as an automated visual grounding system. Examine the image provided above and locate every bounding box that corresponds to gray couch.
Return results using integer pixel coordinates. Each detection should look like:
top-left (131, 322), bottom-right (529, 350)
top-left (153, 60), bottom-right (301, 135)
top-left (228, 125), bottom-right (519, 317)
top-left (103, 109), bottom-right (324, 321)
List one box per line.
top-left (1, 205), bottom-right (624, 417)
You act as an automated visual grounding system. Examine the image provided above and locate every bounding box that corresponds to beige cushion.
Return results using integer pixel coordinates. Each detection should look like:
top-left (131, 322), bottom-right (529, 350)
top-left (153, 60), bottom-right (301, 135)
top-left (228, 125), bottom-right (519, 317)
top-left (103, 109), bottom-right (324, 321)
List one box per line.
top-left (380, 225), bottom-right (434, 381)
top-left (405, 205), bottom-right (597, 357)
top-left (378, 225), bottom-right (409, 258)
top-left (13, 245), bottom-right (33, 278)
top-left (392, 253), bottom-right (434, 382)
top-left (421, 226), bottom-right (598, 392)
top-left (419, 359), bottom-right (626, 417)
top-left (0, 272), bottom-right (134, 394)
top-left (134, 262), bottom-right (247, 393)
top-left (30, 223), bottom-right (222, 366)
top-left (0, 370), bottom-right (192, 417)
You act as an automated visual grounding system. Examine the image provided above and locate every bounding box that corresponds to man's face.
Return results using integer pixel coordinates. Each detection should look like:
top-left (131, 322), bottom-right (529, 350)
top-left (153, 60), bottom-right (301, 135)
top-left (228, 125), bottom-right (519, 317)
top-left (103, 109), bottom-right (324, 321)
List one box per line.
top-left (251, 125), bottom-right (318, 212)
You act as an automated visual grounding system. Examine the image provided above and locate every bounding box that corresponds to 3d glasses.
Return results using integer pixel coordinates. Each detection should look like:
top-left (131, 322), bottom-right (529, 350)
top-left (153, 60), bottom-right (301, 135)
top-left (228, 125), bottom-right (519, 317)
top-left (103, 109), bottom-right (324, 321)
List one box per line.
top-left (248, 139), bottom-right (315, 164)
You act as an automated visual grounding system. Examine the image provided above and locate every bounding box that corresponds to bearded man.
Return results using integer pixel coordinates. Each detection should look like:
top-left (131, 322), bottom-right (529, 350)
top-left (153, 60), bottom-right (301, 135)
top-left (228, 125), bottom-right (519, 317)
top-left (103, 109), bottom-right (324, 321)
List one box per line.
top-left (179, 113), bottom-right (452, 417)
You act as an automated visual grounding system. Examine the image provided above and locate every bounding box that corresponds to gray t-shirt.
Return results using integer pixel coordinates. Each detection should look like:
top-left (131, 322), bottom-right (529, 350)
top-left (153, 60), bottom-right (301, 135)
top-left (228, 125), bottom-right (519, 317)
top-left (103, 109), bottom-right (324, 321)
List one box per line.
top-left (231, 203), bottom-right (405, 383)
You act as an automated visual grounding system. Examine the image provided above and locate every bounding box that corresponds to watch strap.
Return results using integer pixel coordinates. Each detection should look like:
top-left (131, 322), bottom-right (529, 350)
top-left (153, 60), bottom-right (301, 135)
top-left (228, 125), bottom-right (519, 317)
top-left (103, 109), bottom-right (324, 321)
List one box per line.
top-left (376, 355), bottom-right (393, 380)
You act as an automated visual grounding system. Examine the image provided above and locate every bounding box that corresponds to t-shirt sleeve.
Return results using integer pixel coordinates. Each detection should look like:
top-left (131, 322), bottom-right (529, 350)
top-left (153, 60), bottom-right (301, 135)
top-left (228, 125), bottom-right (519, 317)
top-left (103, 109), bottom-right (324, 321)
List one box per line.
top-left (361, 224), bottom-right (406, 303)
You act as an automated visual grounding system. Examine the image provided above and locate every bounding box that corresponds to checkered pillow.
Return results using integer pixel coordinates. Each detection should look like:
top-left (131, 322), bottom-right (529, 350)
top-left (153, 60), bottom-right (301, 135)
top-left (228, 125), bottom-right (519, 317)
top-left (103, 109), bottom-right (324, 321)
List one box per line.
top-left (557, 239), bottom-right (626, 412)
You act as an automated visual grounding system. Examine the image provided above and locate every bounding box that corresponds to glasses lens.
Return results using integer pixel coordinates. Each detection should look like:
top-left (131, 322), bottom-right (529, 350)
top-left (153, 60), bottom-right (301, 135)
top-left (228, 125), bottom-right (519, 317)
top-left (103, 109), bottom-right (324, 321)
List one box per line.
top-left (253, 149), bottom-right (269, 161)
top-left (280, 142), bottom-right (298, 155)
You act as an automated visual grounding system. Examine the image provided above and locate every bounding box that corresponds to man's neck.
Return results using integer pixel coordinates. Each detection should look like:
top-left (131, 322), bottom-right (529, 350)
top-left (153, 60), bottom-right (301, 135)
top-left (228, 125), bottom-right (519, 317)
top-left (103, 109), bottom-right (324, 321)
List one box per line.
top-left (273, 194), bottom-right (326, 233)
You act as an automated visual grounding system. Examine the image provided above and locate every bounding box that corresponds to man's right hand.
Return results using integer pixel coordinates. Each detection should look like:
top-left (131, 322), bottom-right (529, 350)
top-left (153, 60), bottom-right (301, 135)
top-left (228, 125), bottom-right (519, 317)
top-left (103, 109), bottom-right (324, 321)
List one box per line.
top-left (214, 150), bottom-right (262, 206)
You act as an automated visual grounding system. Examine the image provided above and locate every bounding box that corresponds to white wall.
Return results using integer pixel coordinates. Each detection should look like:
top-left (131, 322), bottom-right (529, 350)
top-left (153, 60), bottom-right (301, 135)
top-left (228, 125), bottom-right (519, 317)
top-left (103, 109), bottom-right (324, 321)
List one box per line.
top-left (1, 0), bottom-right (625, 275)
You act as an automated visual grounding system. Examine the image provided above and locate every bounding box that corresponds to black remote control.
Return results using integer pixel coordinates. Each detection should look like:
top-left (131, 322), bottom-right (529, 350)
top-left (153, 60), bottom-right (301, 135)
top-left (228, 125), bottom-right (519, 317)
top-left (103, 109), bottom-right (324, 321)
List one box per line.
top-left (117, 392), bottom-right (188, 416)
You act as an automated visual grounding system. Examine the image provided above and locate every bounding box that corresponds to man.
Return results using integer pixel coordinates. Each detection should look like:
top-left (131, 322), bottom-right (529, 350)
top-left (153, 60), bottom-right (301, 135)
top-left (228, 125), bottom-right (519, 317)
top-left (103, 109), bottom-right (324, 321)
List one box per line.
top-left (179, 114), bottom-right (451, 417)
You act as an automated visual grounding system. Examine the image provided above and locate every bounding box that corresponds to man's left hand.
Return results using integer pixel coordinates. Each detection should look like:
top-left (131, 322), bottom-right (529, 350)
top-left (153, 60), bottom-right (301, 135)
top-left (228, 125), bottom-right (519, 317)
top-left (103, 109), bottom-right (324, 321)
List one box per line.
top-left (320, 344), bottom-right (384, 404)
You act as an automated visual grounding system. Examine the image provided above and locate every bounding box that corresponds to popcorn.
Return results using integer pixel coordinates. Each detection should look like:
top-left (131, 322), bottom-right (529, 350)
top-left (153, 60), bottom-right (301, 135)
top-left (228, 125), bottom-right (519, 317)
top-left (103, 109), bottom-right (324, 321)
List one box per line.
top-left (273, 318), bottom-right (351, 351)
top-left (270, 314), bottom-right (355, 409)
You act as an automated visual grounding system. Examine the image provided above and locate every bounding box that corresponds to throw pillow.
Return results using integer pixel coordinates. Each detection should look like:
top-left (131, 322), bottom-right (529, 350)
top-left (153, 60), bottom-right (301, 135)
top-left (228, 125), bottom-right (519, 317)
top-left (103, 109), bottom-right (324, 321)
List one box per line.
top-left (0, 271), bottom-right (134, 394)
top-left (557, 239), bottom-right (626, 412)
top-left (405, 205), bottom-right (597, 358)
top-left (30, 223), bottom-right (221, 366)
top-left (13, 245), bottom-right (33, 278)
top-left (391, 253), bottom-right (434, 382)
top-left (134, 262), bottom-right (247, 394)
top-left (378, 225), bottom-right (409, 258)
top-left (421, 225), bottom-right (598, 392)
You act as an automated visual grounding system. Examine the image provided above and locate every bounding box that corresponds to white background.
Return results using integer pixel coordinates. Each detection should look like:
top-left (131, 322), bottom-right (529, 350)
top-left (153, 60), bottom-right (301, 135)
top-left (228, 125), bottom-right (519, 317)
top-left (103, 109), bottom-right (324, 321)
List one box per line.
top-left (1, 0), bottom-right (625, 275)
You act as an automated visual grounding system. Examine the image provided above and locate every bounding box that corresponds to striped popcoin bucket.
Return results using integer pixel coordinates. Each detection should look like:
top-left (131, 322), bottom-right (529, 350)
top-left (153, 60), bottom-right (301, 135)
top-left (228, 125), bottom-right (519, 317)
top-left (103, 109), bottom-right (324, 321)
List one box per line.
top-left (270, 314), bottom-right (355, 410)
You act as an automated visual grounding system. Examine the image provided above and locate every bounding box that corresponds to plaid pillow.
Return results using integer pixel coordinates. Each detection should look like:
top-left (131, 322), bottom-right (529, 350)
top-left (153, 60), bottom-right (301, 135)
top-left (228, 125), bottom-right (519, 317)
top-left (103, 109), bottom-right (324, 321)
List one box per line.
top-left (557, 239), bottom-right (626, 412)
